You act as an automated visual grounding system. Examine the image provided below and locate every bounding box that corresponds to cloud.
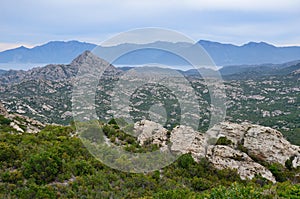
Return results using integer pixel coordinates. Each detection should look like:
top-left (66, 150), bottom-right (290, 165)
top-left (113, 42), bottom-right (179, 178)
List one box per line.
top-left (0, 0), bottom-right (299, 48)
top-left (176, 0), bottom-right (299, 11)
top-left (95, 0), bottom-right (300, 12)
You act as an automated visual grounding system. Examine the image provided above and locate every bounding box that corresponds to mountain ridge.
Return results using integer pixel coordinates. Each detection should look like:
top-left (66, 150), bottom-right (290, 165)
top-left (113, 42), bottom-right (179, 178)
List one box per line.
top-left (0, 41), bottom-right (96, 64)
top-left (1, 40), bottom-right (300, 69)
top-left (1, 51), bottom-right (299, 84)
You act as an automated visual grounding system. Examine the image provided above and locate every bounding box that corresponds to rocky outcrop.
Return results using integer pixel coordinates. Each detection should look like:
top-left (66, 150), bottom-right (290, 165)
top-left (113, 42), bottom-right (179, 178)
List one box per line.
top-left (170, 125), bottom-right (206, 160)
top-left (206, 145), bottom-right (276, 182)
top-left (135, 120), bottom-right (168, 146)
top-left (208, 122), bottom-right (300, 168)
top-left (134, 120), bottom-right (300, 183)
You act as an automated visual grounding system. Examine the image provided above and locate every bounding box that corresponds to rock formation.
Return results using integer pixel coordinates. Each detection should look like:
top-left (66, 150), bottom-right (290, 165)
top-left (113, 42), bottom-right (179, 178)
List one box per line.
top-left (206, 145), bottom-right (276, 182)
top-left (135, 120), bottom-right (300, 183)
top-left (135, 120), bottom-right (168, 146)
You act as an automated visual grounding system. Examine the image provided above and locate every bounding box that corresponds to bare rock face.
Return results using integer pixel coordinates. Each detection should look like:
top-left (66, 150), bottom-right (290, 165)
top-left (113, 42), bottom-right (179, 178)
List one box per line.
top-left (206, 122), bottom-right (247, 146)
top-left (0, 51), bottom-right (121, 84)
top-left (210, 122), bottom-right (300, 168)
top-left (206, 145), bottom-right (276, 183)
top-left (135, 120), bottom-right (168, 146)
top-left (170, 125), bottom-right (206, 160)
top-left (243, 125), bottom-right (300, 167)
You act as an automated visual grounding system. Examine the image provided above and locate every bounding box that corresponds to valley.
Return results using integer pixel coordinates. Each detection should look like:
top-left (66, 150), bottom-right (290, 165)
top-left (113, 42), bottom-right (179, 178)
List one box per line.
top-left (0, 51), bottom-right (298, 145)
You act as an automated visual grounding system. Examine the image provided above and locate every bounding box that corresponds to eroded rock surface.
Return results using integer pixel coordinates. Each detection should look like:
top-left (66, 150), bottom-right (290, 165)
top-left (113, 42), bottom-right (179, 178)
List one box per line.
top-left (206, 145), bottom-right (276, 182)
top-left (135, 120), bottom-right (300, 182)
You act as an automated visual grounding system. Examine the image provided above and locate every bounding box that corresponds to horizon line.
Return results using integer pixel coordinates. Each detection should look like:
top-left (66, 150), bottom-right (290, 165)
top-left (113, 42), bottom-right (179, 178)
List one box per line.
top-left (1, 39), bottom-right (300, 52)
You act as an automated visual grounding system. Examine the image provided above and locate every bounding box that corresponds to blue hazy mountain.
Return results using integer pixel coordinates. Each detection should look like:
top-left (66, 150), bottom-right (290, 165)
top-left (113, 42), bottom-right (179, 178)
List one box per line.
top-left (1, 40), bottom-right (300, 69)
top-left (0, 41), bottom-right (96, 64)
top-left (0, 69), bottom-right (6, 75)
top-left (198, 40), bottom-right (300, 66)
top-left (220, 60), bottom-right (300, 76)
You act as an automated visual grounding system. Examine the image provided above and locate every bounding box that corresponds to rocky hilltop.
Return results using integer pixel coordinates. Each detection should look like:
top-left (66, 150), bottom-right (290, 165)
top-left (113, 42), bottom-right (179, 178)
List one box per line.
top-left (135, 120), bottom-right (300, 183)
top-left (0, 51), bottom-right (122, 124)
top-left (0, 51), bottom-right (120, 84)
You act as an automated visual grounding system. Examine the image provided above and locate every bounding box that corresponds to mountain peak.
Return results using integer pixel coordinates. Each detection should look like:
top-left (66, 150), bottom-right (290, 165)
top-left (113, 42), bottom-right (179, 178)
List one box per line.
top-left (16, 45), bottom-right (29, 50)
top-left (70, 51), bottom-right (119, 75)
top-left (45, 40), bottom-right (87, 46)
top-left (243, 41), bottom-right (275, 48)
top-left (71, 50), bottom-right (105, 65)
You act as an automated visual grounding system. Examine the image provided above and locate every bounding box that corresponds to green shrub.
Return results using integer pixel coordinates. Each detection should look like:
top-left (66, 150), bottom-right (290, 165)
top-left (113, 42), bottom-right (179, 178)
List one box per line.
top-left (0, 115), bottom-right (11, 125)
top-left (285, 155), bottom-right (296, 170)
top-left (178, 154), bottom-right (195, 169)
top-left (22, 150), bottom-right (62, 184)
top-left (216, 136), bottom-right (233, 146)
top-left (0, 142), bottom-right (20, 162)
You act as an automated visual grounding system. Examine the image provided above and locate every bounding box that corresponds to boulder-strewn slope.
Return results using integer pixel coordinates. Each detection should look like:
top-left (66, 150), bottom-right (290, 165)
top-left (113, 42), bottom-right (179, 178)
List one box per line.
top-left (0, 51), bottom-right (122, 124)
top-left (0, 102), bottom-right (45, 133)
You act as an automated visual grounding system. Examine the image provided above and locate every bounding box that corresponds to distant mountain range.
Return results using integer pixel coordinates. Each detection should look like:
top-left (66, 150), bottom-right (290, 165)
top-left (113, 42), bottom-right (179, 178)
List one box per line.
top-left (0, 51), bottom-right (299, 83)
top-left (0, 41), bottom-right (95, 64)
top-left (198, 40), bottom-right (300, 66)
top-left (1, 40), bottom-right (300, 69)
top-left (0, 69), bottom-right (6, 75)
top-left (219, 60), bottom-right (300, 79)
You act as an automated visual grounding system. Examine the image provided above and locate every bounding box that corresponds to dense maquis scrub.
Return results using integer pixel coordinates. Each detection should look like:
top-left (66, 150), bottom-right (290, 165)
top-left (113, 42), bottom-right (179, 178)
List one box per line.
top-left (0, 124), bottom-right (299, 198)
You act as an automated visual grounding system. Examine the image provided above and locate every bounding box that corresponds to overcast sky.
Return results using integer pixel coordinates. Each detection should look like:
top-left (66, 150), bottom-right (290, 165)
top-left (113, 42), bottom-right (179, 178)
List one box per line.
top-left (1, 0), bottom-right (300, 51)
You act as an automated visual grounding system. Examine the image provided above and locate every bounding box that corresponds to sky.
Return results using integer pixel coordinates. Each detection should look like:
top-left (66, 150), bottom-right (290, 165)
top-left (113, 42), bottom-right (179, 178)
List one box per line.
top-left (0, 0), bottom-right (300, 51)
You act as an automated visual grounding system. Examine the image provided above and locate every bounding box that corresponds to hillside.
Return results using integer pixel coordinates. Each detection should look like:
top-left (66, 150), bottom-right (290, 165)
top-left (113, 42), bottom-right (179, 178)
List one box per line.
top-left (0, 51), bottom-right (299, 146)
top-left (0, 51), bottom-right (299, 198)
top-left (0, 107), bottom-right (300, 198)
top-left (220, 60), bottom-right (300, 78)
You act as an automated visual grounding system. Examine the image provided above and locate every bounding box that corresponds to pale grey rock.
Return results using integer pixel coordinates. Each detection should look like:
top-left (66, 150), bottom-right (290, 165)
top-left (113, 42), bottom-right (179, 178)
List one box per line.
top-left (206, 121), bottom-right (247, 146)
top-left (243, 125), bottom-right (300, 167)
top-left (134, 120), bottom-right (300, 182)
top-left (206, 145), bottom-right (276, 183)
top-left (170, 125), bottom-right (206, 160)
top-left (10, 122), bottom-right (24, 133)
top-left (0, 51), bottom-right (121, 84)
top-left (6, 113), bottom-right (45, 133)
top-left (62, 111), bottom-right (73, 119)
top-left (135, 120), bottom-right (168, 146)
top-left (208, 122), bottom-right (300, 168)
top-left (293, 156), bottom-right (300, 168)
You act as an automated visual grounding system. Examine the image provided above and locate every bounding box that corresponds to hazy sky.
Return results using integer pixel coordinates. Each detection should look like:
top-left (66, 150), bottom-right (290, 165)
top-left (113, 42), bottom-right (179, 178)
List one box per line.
top-left (1, 0), bottom-right (300, 51)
